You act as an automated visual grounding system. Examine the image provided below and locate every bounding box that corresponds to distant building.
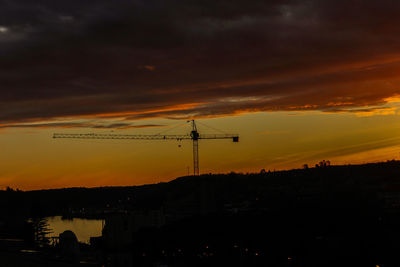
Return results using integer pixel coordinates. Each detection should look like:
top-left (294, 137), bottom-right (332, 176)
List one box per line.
top-left (103, 208), bottom-right (165, 250)
top-left (165, 179), bottom-right (217, 221)
top-left (379, 184), bottom-right (400, 212)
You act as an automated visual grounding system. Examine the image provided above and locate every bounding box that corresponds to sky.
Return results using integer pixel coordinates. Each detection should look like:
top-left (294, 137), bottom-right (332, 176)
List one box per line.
top-left (1, 0), bottom-right (400, 190)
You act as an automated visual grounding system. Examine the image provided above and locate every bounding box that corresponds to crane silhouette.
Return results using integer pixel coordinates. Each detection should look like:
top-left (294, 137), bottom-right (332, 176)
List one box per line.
top-left (53, 120), bottom-right (239, 176)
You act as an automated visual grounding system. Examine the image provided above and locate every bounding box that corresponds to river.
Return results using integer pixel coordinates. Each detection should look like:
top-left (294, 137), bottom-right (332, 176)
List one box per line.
top-left (45, 216), bottom-right (104, 244)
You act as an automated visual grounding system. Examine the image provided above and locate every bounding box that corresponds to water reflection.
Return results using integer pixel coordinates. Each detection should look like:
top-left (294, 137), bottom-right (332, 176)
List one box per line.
top-left (45, 216), bottom-right (104, 244)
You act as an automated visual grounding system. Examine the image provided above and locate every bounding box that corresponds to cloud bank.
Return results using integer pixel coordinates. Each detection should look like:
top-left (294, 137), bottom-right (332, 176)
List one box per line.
top-left (1, 0), bottom-right (400, 127)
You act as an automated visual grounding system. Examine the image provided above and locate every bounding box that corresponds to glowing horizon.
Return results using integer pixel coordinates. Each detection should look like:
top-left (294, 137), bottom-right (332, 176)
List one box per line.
top-left (3, 101), bottom-right (400, 190)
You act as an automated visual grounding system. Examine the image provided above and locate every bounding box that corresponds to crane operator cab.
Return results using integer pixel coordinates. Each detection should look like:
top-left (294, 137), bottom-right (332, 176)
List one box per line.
top-left (233, 136), bottom-right (239, 142)
top-left (191, 130), bottom-right (199, 140)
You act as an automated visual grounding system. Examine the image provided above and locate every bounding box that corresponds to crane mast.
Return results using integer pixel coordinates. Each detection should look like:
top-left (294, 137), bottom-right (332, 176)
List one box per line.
top-left (190, 120), bottom-right (200, 176)
top-left (53, 120), bottom-right (239, 176)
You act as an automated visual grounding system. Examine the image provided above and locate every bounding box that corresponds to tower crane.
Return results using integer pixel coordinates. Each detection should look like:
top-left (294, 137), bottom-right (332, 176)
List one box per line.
top-left (53, 120), bottom-right (239, 176)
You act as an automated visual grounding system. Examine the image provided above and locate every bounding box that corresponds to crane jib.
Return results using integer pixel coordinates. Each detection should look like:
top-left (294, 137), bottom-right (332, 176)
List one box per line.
top-left (53, 120), bottom-right (239, 176)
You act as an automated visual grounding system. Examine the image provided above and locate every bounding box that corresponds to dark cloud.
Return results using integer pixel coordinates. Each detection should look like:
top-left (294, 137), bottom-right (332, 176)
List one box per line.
top-left (0, 121), bottom-right (167, 129)
top-left (1, 0), bottom-right (400, 127)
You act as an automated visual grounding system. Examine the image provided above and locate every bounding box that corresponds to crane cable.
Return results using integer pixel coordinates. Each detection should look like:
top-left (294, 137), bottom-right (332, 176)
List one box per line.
top-left (196, 120), bottom-right (228, 134)
top-left (155, 122), bottom-right (188, 136)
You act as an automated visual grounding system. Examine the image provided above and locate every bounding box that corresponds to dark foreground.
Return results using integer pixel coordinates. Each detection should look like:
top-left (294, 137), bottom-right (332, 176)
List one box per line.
top-left (2, 161), bottom-right (400, 266)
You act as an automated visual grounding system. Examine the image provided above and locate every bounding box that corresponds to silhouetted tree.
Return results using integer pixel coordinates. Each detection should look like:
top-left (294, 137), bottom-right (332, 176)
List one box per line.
top-left (30, 217), bottom-right (52, 248)
top-left (6, 186), bottom-right (14, 192)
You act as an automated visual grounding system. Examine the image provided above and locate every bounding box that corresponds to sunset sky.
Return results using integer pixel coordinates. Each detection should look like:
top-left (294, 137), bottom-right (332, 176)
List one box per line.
top-left (2, 0), bottom-right (400, 190)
